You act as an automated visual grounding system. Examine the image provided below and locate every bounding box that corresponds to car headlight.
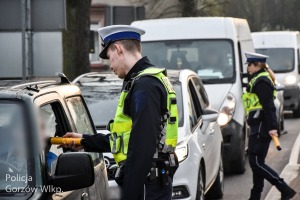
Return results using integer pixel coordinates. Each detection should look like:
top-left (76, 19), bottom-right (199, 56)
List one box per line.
top-left (175, 143), bottom-right (188, 163)
top-left (217, 93), bottom-right (236, 126)
top-left (285, 75), bottom-right (297, 85)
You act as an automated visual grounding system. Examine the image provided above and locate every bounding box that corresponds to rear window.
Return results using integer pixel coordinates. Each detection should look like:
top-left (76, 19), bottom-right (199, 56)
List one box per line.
top-left (78, 80), bottom-right (184, 127)
top-left (0, 102), bottom-right (30, 193)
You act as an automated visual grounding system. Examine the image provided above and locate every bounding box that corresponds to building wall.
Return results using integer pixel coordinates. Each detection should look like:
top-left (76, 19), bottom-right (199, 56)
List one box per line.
top-left (91, 0), bottom-right (181, 20)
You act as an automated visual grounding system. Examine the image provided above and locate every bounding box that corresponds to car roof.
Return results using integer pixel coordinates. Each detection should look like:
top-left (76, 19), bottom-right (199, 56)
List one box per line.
top-left (0, 73), bottom-right (81, 101)
top-left (132, 17), bottom-right (250, 41)
top-left (73, 69), bottom-right (198, 86)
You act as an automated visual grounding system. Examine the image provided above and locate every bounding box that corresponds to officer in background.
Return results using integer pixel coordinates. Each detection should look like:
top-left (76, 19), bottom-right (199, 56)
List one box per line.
top-left (60, 25), bottom-right (179, 200)
top-left (242, 52), bottom-right (296, 200)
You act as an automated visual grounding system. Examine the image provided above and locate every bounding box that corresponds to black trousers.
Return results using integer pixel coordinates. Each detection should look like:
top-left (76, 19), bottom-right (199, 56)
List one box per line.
top-left (248, 134), bottom-right (288, 199)
top-left (137, 177), bottom-right (173, 200)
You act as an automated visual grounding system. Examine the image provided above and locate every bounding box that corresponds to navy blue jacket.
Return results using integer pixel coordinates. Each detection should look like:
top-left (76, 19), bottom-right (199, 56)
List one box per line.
top-left (247, 69), bottom-right (278, 134)
top-left (82, 57), bottom-right (167, 200)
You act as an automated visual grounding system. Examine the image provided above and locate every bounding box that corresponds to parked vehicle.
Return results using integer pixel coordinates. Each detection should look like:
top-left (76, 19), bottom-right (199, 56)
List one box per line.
top-left (132, 17), bottom-right (254, 174)
top-left (74, 69), bottom-right (224, 200)
top-left (252, 31), bottom-right (300, 117)
top-left (275, 85), bottom-right (285, 134)
top-left (0, 74), bottom-right (108, 200)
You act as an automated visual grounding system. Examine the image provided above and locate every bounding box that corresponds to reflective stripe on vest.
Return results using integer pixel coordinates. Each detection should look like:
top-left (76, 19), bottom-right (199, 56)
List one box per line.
top-left (109, 67), bottom-right (179, 165)
top-left (242, 72), bottom-right (276, 115)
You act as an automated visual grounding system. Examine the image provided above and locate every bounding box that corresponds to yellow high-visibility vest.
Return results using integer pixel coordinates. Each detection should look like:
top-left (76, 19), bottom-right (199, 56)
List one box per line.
top-left (109, 67), bottom-right (179, 165)
top-left (242, 71), bottom-right (276, 115)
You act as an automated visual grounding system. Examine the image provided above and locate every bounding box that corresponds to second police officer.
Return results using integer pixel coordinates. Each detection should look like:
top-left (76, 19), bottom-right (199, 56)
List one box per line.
top-left (60, 25), bottom-right (179, 200)
top-left (242, 52), bottom-right (296, 200)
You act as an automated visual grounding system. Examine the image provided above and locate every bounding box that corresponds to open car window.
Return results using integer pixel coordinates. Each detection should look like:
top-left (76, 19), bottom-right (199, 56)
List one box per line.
top-left (40, 103), bottom-right (65, 176)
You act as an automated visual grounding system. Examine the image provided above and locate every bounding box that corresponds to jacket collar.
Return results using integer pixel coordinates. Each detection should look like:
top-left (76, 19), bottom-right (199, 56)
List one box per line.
top-left (124, 56), bottom-right (153, 81)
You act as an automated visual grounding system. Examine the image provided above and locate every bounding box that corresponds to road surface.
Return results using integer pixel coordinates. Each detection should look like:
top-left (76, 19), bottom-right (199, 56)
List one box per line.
top-left (222, 115), bottom-right (300, 200)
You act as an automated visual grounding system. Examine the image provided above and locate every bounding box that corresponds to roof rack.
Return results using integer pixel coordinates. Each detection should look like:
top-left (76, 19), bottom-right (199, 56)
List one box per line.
top-left (10, 81), bottom-right (57, 89)
top-left (10, 73), bottom-right (72, 90)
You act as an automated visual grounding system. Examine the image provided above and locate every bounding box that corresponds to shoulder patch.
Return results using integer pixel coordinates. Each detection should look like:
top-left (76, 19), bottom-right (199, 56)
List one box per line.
top-left (161, 77), bottom-right (175, 94)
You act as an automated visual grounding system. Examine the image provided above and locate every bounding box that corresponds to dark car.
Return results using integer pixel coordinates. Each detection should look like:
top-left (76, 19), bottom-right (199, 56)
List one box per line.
top-left (0, 74), bottom-right (108, 200)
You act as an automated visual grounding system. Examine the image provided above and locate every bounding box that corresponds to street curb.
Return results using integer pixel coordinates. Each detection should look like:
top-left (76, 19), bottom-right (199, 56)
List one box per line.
top-left (264, 132), bottom-right (300, 200)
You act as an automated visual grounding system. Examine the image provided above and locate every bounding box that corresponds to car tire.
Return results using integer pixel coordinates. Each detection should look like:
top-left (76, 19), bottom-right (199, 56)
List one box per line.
top-left (196, 163), bottom-right (205, 200)
top-left (277, 109), bottom-right (284, 136)
top-left (281, 114), bottom-right (284, 131)
top-left (205, 154), bottom-right (224, 199)
top-left (228, 139), bottom-right (246, 174)
top-left (277, 115), bottom-right (282, 136)
top-left (293, 101), bottom-right (300, 118)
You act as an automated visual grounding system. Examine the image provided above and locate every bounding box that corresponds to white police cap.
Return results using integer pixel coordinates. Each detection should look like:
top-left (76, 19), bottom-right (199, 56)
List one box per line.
top-left (245, 52), bottom-right (269, 63)
top-left (98, 25), bottom-right (145, 59)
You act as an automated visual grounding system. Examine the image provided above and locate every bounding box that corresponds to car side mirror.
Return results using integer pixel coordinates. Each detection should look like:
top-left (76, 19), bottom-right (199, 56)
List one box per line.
top-left (202, 108), bottom-right (219, 123)
top-left (275, 85), bottom-right (285, 91)
top-left (51, 152), bottom-right (94, 192)
top-left (241, 73), bottom-right (248, 88)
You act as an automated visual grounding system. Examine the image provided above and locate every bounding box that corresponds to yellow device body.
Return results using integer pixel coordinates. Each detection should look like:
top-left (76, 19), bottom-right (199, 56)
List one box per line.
top-left (271, 135), bottom-right (282, 151)
top-left (50, 137), bottom-right (82, 145)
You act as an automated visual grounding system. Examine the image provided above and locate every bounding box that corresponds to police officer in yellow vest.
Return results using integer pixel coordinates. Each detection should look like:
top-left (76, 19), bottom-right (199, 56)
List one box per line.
top-left (242, 52), bottom-right (296, 200)
top-left (61, 25), bottom-right (179, 200)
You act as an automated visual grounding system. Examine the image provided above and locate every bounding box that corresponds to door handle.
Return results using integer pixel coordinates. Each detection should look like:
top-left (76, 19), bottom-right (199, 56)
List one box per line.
top-left (81, 192), bottom-right (89, 200)
top-left (208, 128), bottom-right (215, 135)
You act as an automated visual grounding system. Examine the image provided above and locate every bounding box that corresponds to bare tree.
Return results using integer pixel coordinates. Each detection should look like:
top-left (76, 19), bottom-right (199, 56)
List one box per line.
top-left (129, 0), bottom-right (181, 18)
top-left (129, 0), bottom-right (227, 18)
top-left (224, 0), bottom-right (300, 31)
top-left (63, 0), bottom-right (91, 80)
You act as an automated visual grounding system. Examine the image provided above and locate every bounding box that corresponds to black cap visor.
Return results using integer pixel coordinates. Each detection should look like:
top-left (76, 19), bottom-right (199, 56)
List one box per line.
top-left (99, 42), bottom-right (111, 59)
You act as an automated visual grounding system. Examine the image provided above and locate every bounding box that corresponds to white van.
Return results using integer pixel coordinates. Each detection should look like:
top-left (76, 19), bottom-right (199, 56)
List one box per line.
top-left (252, 31), bottom-right (300, 117)
top-left (132, 17), bottom-right (254, 174)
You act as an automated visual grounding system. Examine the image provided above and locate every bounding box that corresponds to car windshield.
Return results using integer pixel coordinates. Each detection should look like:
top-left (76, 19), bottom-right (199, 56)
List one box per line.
top-left (256, 48), bottom-right (294, 73)
top-left (77, 75), bottom-right (184, 128)
top-left (142, 40), bottom-right (235, 84)
top-left (0, 102), bottom-right (29, 193)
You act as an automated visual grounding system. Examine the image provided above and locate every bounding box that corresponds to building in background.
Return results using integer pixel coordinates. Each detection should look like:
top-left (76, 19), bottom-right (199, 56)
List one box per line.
top-left (0, 0), bottom-right (178, 78)
top-left (89, 0), bottom-right (145, 70)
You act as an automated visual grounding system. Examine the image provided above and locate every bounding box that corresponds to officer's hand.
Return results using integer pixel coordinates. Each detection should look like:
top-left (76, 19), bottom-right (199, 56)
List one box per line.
top-left (269, 130), bottom-right (278, 137)
top-left (57, 132), bottom-right (84, 151)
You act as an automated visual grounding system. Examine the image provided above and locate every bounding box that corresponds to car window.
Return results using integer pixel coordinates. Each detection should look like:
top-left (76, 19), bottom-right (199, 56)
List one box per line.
top-left (298, 49), bottom-right (300, 74)
top-left (78, 76), bottom-right (185, 128)
top-left (66, 96), bottom-right (95, 135)
top-left (0, 102), bottom-right (29, 191)
top-left (191, 77), bottom-right (209, 109)
top-left (256, 48), bottom-right (294, 73)
top-left (40, 103), bottom-right (65, 175)
top-left (66, 96), bottom-right (100, 163)
top-left (142, 39), bottom-right (235, 84)
top-left (188, 80), bottom-right (203, 119)
top-left (187, 87), bottom-right (197, 130)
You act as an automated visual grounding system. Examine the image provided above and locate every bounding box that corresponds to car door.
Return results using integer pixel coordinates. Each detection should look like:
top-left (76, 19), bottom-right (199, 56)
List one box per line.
top-left (65, 95), bottom-right (108, 200)
top-left (188, 77), bottom-right (215, 186)
top-left (35, 92), bottom-right (89, 200)
top-left (192, 77), bottom-right (221, 184)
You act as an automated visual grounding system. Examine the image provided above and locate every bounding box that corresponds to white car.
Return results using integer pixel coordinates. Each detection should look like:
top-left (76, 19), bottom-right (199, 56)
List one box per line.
top-left (73, 69), bottom-right (224, 199)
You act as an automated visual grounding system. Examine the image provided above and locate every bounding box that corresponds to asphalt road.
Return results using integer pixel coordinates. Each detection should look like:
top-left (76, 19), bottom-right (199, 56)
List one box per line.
top-left (221, 114), bottom-right (300, 200)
